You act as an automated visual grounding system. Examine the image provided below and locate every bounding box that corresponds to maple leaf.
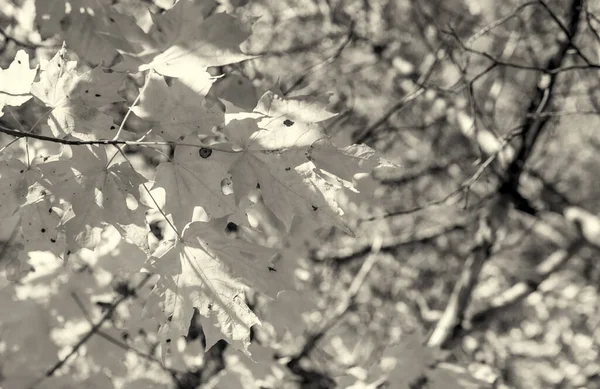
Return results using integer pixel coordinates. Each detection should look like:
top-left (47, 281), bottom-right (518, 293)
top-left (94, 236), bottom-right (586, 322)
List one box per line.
top-left (67, 0), bottom-right (254, 78)
top-left (0, 50), bottom-right (37, 117)
top-left (131, 73), bottom-right (222, 140)
top-left (147, 218), bottom-right (287, 356)
top-left (254, 91), bottom-right (338, 123)
top-left (30, 44), bottom-right (126, 140)
top-left (217, 93), bottom-right (381, 233)
top-left (149, 11), bottom-right (256, 77)
top-left (0, 159), bottom-right (32, 219)
top-left (21, 184), bottom-right (65, 255)
top-left (39, 145), bottom-right (148, 254)
top-left (152, 136), bottom-right (236, 231)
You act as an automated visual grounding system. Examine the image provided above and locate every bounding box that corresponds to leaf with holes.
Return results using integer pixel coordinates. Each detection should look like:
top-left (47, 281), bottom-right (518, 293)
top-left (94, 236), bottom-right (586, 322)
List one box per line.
top-left (38, 145), bottom-right (148, 254)
top-left (219, 93), bottom-right (382, 232)
top-left (30, 45), bottom-right (125, 140)
top-left (153, 136), bottom-right (236, 231)
top-left (147, 218), bottom-right (286, 357)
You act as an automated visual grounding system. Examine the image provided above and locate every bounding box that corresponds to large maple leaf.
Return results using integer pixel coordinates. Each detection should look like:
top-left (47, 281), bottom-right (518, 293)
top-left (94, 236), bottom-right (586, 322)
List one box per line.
top-left (152, 136), bottom-right (237, 232)
top-left (0, 155), bottom-right (65, 255)
top-left (216, 92), bottom-right (380, 232)
top-left (0, 50), bottom-right (37, 117)
top-left (39, 145), bottom-right (148, 254)
top-left (131, 73), bottom-right (222, 140)
top-left (147, 218), bottom-right (287, 356)
top-left (31, 45), bottom-right (126, 140)
top-left (57, 0), bottom-right (254, 78)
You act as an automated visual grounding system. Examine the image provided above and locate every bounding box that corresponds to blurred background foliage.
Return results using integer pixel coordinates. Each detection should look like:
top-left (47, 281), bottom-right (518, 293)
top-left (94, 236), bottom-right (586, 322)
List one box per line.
top-left (0, 0), bottom-right (599, 388)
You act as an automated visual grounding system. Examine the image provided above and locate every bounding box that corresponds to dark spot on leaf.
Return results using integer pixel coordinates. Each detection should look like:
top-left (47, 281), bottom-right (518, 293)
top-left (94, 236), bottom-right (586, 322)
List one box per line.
top-left (208, 303), bottom-right (213, 310)
top-left (312, 205), bottom-right (318, 211)
top-left (199, 148), bottom-right (212, 158)
top-left (50, 238), bottom-right (56, 243)
top-left (109, 17), bottom-right (115, 22)
top-left (110, 125), bottom-right (116, 130)
top-left (17, 60), bottom-right (21, 64)
top-left (256, 183), bottom-right (260, 189)
top-left (85, 90), bottom-right (89, 93)
top-left (41, 228), bottom-right (46, 233)
top-left (95, 94), bottom-right (101, 97)
top-left (268, 266), bottom-right (276, 272)
top-left (166, 339), bottom-right (171, 343)
top-left (66, 250), bottom-right (71, 255)
top-left (20, 169), bottom-right (24, 173)
top-left (226, 222), bottom-right (238, 233)
top-left (57, 63), bottom-right (61, 67)
top-left (283, 119), bottom-right (294, 127)
top-left (285, 167), bottom-right (291, 171)
top-left (48, 208), bottom-right (52, 213)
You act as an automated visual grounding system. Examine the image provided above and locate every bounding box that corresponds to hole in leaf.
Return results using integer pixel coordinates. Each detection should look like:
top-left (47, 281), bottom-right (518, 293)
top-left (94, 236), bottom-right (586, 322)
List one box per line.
top-left (226, 222), bottom-right (238, 233)
top-left (199, 148), bottom-right (212, 158)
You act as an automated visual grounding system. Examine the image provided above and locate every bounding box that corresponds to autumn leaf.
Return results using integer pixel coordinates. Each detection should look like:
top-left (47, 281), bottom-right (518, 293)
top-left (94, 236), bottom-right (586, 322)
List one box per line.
top-left (152, 136), bottom-right (237, 232)
top-left (0, 50), bottom-right (37, 117)
top-left (39, 145), bottom-right (148, 253)
top-left (149, 11), bottom-right (256, 77)
top-left (131, 72), bottom-right (222, 140)
top-left (218, 93), bottom-right (381, 233)
top-left (147, 218), bottom-right (286, 356)
top-left (31, 45), bottom-right (126, 140)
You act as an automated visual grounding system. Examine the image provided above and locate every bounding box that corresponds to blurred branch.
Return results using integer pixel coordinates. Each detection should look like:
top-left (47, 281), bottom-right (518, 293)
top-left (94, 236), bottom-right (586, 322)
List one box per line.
top-left (352, 46), bottom-right (446, 144)
top-left (465, 1), bottom-right (538, 45)
top-left (287, 238), bottom-right (383, 381)
top-left (426, 197), bottom-right (508, 348)
top-left (28, 273), bottom-right (154, 389)
top-left (376, 157), bottom-right (465, 186)
top-left (427, 0), bottom-right (588, 350)
top-left (456, 237), bottom-right (585, 342)
top-left (282, 23), bottom-right (354, 96)
top-left (248, 31), bottom-right (347, 57)
top-left (314, 219), bottom-right (468, 262)
top-left (0, 26), bottom-right (44, 50)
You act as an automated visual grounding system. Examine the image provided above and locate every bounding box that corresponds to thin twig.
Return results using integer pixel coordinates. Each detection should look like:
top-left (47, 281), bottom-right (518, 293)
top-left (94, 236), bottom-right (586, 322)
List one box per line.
top-left (29, 273), bottom-right (153, 389)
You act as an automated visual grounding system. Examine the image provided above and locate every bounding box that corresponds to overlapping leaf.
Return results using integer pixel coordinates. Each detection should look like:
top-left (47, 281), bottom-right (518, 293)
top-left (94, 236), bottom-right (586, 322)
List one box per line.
top-left (131, 73), bottom-right (222, 140)
top-left (39, 145), bottom-right (148, 253)
top-left (147, 218), bottom-right (287, 356)
top-left (0, 50), bottom-right (37, 117)
top-left (31, 45), bottom-right (125, 140)
top-left (216, 92), bottom-right (380, 232)
top-left (56, 0), bottom-right (254, 78)
top-left (152, 136), bottom-right (237, 231)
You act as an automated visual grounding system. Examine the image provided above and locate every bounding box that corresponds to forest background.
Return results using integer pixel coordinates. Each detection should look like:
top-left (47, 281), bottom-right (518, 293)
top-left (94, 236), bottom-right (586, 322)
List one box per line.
top-left (0, 0), bottom-right (599, 389)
